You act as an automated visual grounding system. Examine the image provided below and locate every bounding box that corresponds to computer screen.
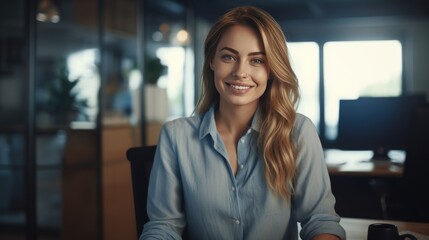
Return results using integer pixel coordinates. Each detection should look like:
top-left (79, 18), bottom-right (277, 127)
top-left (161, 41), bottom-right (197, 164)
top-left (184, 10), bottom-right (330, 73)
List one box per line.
top-left (336, 95), bottom-right (426, 160)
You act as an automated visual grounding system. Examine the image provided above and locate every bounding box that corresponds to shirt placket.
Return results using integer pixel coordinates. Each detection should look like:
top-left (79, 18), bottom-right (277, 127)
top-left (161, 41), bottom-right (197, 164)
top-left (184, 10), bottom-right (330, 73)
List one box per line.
top-left (232, 128), bottom-right (252, 239)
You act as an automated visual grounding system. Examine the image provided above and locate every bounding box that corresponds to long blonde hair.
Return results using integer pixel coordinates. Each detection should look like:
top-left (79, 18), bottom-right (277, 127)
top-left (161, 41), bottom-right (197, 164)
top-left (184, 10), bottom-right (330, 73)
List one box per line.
top-left (195, 6), bottom-right (300, 200)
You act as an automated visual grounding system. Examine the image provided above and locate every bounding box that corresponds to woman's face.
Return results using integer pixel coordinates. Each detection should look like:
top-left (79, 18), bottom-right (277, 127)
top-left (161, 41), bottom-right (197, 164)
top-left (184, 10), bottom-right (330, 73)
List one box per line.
top-left (210, 24), bottom-right (269, 110)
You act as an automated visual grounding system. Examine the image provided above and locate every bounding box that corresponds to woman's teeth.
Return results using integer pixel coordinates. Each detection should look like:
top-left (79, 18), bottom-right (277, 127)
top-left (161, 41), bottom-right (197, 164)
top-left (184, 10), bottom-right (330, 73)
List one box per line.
top-left (229, 84), bottom-right (250, 90)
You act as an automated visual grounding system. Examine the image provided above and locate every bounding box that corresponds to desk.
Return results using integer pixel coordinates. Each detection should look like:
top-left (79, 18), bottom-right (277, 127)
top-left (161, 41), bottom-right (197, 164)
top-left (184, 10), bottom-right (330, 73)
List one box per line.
top-left (325, 150), bottom-right (406, 219)
top-left (325, 150), bottom-right (404, 178)
top-left (341, 217), bottom-right (429, 240)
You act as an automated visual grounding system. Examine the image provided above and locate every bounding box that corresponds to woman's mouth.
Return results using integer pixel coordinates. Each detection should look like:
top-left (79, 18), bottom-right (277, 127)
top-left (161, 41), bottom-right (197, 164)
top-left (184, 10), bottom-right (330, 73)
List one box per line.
top-left (226, 82), bottom-right (252, 90)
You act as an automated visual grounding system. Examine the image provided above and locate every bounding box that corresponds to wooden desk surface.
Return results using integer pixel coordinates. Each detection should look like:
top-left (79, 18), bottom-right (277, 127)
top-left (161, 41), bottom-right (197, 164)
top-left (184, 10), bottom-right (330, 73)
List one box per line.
top-left (341, 217), bottom-right (429, 240)
top-left (325, 150), bottom-right (404, 177)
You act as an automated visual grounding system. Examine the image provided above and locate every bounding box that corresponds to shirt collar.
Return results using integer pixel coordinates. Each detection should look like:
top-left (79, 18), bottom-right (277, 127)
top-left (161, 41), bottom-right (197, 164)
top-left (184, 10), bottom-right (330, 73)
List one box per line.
top-left (250, 106), bottom-right (261, 133)
top-left (198, 105), bottom-right (217, 140)
top-left (198, 105), bottom-right (261, 140)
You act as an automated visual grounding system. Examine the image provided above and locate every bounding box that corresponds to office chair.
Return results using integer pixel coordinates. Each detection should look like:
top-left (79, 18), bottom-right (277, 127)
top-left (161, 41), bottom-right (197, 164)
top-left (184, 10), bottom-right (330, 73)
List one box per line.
top-left (126, 145), bottom-right (157, 237)
top-left (387, 103), bottom-right (429, 222)
top-left (126, 145), bottom-right (189, 239)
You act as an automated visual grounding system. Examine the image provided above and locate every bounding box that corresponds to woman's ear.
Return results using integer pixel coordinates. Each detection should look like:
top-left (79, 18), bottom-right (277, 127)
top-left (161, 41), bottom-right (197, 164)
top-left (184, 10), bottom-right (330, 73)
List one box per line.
top-left (210, 62), bottom-right (214, 71)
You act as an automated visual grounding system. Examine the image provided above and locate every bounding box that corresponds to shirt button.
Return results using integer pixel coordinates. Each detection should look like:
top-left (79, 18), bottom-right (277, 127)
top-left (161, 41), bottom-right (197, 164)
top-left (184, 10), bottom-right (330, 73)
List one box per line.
top-left (231, 187), bottom-right (235, 192)
top-left (235, 219), bottom-right (240, 225)
top-left (247, 129), bottom-right (251, 134)
top-left (240, 139), bottom-right (245, 143)
top-left (240, 164), bottom-right (244, 169)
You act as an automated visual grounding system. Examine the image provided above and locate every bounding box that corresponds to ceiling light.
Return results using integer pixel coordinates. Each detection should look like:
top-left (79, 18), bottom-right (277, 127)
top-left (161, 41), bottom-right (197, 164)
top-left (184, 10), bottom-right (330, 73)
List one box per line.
top-left (36, 0), bottom-right (60, 23)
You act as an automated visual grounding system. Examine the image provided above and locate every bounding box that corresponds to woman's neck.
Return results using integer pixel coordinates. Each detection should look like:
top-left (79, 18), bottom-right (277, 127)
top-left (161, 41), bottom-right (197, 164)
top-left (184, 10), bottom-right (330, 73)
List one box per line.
top-left (215, 102), bottom-right (258, 140)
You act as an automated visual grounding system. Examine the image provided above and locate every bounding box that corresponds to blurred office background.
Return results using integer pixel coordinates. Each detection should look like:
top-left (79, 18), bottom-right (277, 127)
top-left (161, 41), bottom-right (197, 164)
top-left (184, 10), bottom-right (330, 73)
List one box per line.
top-left (0, 0), bottom-right (428, 239)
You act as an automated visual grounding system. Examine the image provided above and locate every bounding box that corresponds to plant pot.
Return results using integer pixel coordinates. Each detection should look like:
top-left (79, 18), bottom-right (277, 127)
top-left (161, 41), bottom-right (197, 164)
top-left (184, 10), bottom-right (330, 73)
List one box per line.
top-left (144, 84), bottom-right (169, 123)
top-left (130, 84), bottom-right (169, 124)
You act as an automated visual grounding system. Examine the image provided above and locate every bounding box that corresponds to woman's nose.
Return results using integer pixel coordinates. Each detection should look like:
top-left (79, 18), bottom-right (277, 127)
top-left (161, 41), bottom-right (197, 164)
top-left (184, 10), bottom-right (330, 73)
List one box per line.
top-left (233, 71), bottom-right (248, 78)
top-left (232, 62), bottom-right (248, 78)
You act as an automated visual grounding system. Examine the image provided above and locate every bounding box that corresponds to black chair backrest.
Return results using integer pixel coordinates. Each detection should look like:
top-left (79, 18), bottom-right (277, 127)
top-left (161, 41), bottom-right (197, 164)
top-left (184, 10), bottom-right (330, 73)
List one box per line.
top-left (126, 145), bottom-right (190, 239)
top-left (401, 103), bottom-right (429, 222)
top-left (126, 145), bottom-right (157, 237)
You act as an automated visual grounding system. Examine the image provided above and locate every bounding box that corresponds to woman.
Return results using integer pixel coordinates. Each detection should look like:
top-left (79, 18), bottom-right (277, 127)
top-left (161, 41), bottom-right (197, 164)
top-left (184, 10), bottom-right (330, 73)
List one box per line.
top-left (141, 6), bottom-right (346, 240)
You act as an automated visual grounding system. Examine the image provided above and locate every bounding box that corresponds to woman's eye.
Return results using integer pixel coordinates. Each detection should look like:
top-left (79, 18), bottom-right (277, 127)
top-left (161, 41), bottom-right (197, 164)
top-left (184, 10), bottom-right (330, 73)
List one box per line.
top-left (252, 58), bottom-right (265, 65)
top-left (222, 55), bottom-right (236, 62)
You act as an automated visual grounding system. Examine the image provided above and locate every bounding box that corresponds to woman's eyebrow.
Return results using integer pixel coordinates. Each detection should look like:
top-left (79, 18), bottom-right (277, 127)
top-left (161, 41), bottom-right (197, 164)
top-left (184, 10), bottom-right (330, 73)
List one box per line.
top-left (220, 47), bottom-right (265, 56)
top-left (220, 47), bottom-right (238, 54)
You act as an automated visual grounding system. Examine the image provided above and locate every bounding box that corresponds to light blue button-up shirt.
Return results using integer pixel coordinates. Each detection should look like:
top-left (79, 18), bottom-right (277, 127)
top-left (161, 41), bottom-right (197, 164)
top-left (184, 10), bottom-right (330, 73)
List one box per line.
top-left (141, 106), bottom-right (346, 240)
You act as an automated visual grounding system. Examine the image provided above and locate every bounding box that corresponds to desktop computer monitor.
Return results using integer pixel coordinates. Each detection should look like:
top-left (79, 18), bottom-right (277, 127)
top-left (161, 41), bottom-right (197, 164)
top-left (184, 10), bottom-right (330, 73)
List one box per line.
top-left (336, 95), bottom-right (426, 160)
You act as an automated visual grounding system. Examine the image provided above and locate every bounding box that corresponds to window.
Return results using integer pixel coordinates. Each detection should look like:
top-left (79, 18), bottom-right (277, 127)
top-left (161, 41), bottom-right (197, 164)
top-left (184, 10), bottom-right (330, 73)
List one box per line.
top-left (324, 40), bottom-right (402, 140)
top-left (288, 42), bottom-right (320, 128)
top-left (156, 46), bottom-right (195, 119)
top-left (289, 40), bottom-right (403, 143)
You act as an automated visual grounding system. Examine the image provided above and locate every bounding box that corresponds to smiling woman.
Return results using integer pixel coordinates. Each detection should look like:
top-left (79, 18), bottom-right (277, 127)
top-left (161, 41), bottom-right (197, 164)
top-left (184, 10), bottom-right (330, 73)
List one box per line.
top-left (140, 6), bottom-right (345, 240)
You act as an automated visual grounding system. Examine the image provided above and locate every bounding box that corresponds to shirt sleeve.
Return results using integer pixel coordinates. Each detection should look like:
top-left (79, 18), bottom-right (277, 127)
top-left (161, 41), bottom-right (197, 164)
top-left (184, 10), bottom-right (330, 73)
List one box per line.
top-left (140, 123), bottom-right (186, 240)
top-left (291, 116), bottom-right (346, 240)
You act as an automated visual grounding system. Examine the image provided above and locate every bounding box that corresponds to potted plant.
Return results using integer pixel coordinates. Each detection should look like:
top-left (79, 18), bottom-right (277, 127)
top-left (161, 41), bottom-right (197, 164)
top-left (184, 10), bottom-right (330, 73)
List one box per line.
top-left (45, 61), bottom-right (88, 125)
top-left (145, 56), bottom-right (167, 85)
top-left (143, 56), bottom-right (169, 122)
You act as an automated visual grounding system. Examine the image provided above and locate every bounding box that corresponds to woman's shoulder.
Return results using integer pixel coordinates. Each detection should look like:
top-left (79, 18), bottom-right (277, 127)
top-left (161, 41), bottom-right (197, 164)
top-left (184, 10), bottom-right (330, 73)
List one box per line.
top-left (164, 114), bottom-right (201, 126)
top-left (294, 113), bottom-right (316, 130)
top-left (162, 114), bottom-right (203, 133)
top-left (292, 113), bottom-right (319, 141)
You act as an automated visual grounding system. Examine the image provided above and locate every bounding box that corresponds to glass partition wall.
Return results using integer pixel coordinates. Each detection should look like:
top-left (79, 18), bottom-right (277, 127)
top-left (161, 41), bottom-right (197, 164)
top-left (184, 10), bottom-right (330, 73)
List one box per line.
top-left (0, 0), bottom-right (194, 239)
top-left (0, 1), bottom-right (29, 239)
top-left (142, 0), bottom-right (195, 145)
